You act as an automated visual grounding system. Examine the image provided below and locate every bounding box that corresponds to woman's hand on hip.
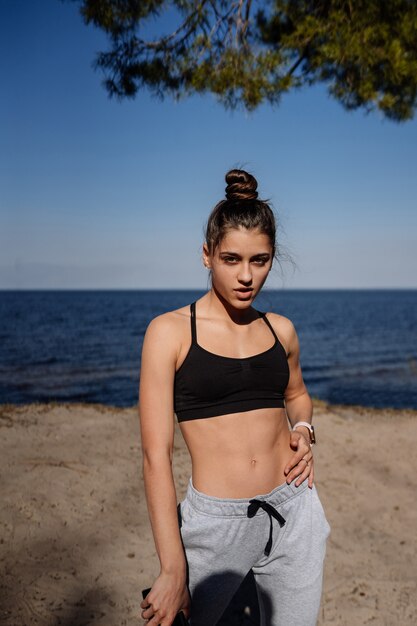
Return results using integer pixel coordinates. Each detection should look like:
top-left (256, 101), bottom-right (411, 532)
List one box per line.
top-left (140, 571), bottom-right (190, 625)
top-left (284, 430), bottom-right (314, 489)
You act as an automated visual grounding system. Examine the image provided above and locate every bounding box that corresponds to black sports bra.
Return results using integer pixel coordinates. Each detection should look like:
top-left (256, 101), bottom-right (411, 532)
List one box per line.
top-left (174, 302), bottom-right (290, 422)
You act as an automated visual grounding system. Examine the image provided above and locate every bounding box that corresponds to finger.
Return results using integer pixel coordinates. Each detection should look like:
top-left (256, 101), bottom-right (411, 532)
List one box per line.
top-left (290, 431), bottom-right (311, 452)
top-left (295, 457), bottom-right (313, 487)
top-left (284, 451), bottom-right (308, 475)
top-left (141, 605), bottom-right (154, 620)
top-left (148, 611), bottom-right (171, 626)
top-left (141, 603), bottom-right (160, 621)
top-left (286, 457), bottom-right (310, 484)
top-left (308, 463), bottom-right (315, 489)
top-left (285, 433), bottom-right (311, 472)
top-left (294, 459), bottom-right (313, 486)
top-left (146, 611), bottom-right (162, 626)
top-left (294, 466), bottom-right (311, 487)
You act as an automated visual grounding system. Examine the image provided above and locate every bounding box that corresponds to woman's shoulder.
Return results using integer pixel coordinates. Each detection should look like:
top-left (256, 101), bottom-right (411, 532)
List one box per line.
top-left (262, 311), bottom-right (297, 347)
top-left (144, 303), bottom-right (193, 340)
top-left (263, 310), bottom-right (294, 329)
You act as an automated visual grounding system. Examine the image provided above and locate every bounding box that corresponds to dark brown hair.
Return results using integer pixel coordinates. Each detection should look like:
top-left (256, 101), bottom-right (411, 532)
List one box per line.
top-left (205, 169), bottom-right (277, 257)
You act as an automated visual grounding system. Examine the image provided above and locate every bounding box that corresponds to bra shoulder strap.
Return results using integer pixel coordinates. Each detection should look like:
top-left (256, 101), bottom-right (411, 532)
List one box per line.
top-left (190, 302), bottom-right (197, 344)
top-left (258, 310), bottom-right (279, 342)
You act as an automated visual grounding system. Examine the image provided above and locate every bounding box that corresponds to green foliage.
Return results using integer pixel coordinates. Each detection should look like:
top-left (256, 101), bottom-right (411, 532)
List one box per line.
top-left (75, 0), bottom-right (417, 120)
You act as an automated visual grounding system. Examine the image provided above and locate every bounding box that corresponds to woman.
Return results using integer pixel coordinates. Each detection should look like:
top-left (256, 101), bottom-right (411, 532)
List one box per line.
top-left (139, 169), bottom-right (330, 626)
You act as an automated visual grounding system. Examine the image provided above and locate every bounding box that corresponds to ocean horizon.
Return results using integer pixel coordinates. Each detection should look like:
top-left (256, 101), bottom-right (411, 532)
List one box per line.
top-left (1, 288), bottom-right (416, 409)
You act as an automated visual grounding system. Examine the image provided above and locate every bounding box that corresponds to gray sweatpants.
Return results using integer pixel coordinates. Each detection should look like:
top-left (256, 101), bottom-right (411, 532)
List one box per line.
top-left (179, 477), bottom-right (330, 626)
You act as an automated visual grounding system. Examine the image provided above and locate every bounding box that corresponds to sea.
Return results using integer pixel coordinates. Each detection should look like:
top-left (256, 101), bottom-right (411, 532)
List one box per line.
top-left (1, 289), bottom-right (416, 410)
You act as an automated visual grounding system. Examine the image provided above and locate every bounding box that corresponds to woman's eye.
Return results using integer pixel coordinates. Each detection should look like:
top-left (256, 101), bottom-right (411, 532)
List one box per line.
top-left (253, 259), bottom-right (268, 265)
top-left (223, 257), bottom-right (238, 263)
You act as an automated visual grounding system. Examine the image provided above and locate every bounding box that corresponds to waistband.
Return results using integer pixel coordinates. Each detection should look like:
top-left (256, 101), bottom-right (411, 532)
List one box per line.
top-left (185, 476), bottom-right (308, 517)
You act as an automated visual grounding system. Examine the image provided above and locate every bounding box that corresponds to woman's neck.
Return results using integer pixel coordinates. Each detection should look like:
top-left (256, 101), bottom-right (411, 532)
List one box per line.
top-left (202, 288), bottom-right (259, 325)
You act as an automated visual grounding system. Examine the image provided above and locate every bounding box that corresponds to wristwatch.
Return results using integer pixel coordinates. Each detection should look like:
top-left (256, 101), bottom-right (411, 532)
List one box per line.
top-left (292, 421), bottom-right (316, 445)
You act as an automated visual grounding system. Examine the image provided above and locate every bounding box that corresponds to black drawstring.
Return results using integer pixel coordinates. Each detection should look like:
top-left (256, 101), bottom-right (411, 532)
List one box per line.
top-left (247, 499), bottom-right (286, 556)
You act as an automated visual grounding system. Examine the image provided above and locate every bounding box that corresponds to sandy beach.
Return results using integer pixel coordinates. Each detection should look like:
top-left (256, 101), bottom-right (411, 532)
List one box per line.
top-left (1, 400), bottom-right (417, 625)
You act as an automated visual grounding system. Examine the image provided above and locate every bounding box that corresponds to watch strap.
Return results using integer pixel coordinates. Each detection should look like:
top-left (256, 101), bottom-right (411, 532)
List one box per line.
top-left (292, 421), bottom-right (316, 445)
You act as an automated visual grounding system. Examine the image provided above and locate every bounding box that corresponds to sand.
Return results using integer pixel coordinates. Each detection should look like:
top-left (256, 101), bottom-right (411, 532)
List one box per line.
top-left (1, 400), bottom-right (417, 625)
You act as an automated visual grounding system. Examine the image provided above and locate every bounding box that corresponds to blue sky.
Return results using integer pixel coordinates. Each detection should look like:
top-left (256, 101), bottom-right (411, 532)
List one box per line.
top-left (1, 0), bottom-right (416, 289)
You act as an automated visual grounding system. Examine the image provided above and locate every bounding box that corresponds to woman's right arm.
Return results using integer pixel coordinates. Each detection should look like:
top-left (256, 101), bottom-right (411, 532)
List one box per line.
top-left (138, 314), bottom-right (190, 625)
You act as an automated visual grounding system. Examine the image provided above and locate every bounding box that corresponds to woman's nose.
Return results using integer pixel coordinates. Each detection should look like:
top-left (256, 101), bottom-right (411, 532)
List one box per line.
top-left (237, 263), bottom-right (253, 284)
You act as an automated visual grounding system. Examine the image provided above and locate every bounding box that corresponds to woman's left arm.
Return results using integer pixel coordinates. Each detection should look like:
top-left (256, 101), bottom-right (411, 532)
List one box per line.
top-left (270, 314), bottom-right (315, 488)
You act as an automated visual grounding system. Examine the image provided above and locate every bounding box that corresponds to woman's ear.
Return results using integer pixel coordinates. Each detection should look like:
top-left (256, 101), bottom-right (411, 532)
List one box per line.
top-left (202, 243), bottom-right (211, 269)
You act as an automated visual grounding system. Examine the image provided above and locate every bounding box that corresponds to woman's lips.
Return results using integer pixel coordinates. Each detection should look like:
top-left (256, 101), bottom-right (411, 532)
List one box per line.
top-left (234, 288), bottom-right (253, 297)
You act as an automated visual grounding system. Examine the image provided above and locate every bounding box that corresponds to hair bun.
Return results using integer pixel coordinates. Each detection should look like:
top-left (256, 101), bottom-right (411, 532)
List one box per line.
top-left (225, 169), bottom-right (258, 201)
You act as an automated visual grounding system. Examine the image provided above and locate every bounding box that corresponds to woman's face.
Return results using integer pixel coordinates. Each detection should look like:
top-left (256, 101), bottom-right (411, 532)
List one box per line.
top-left (203, 227), bottom-right (273, 307)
